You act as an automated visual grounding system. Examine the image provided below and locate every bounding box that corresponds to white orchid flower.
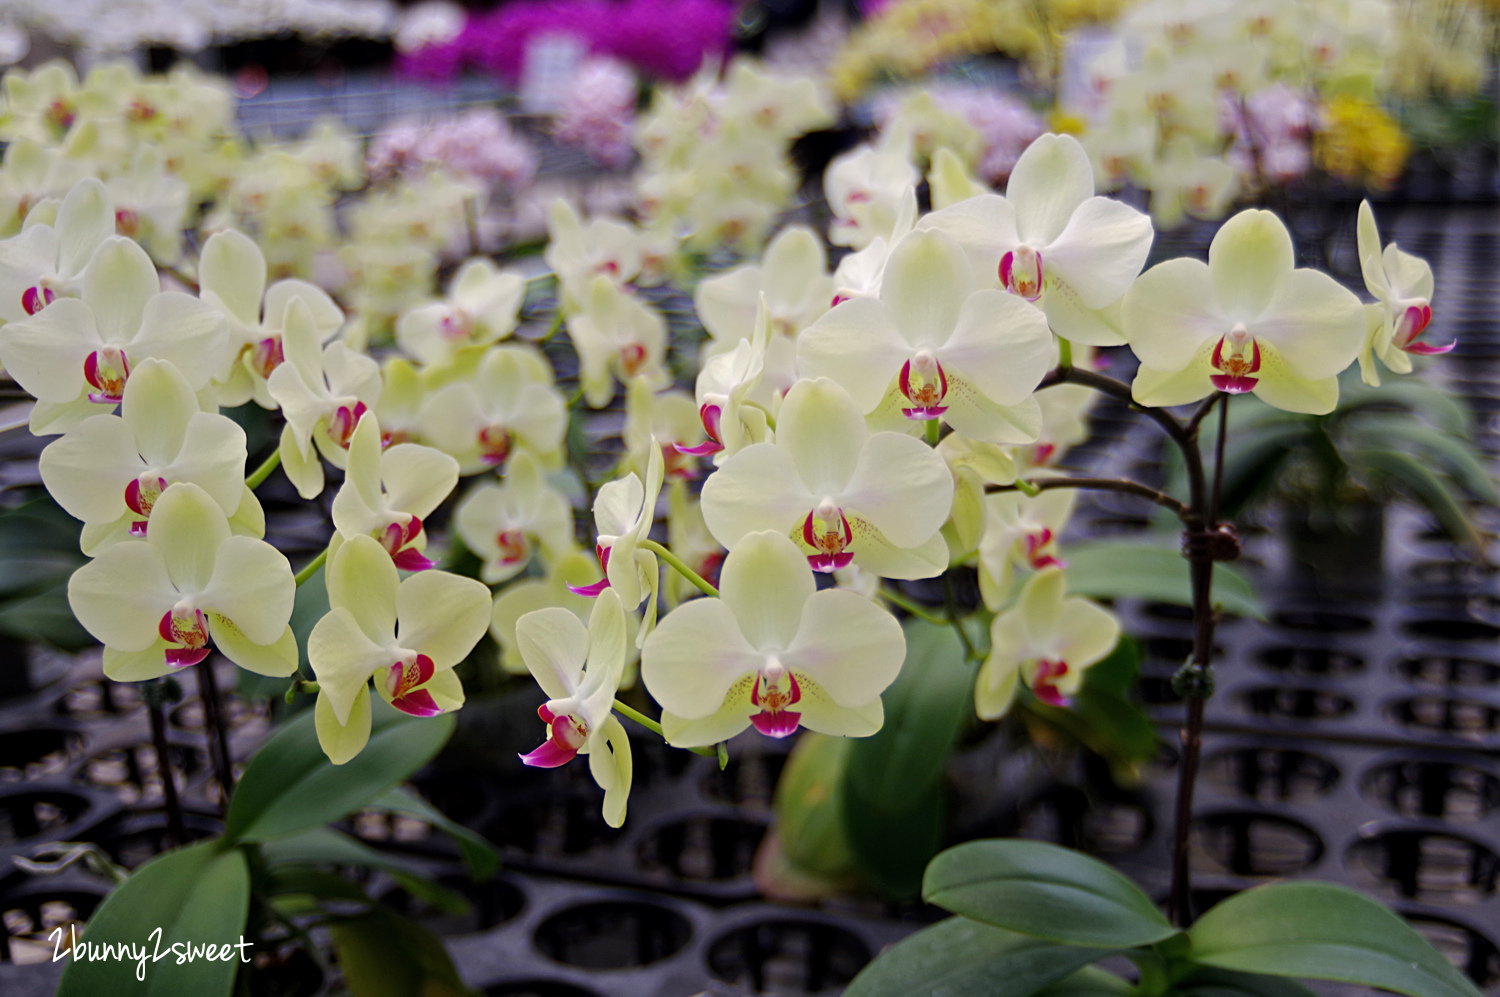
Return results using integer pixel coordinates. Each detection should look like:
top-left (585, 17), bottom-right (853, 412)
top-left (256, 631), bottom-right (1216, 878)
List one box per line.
top-left (0, 235), bottom-right (228, 435)
top-left (1145, 137), bottom-right (1238, 231)
top-left (544, 199), bottom-right (641, 311)
top-left (40, 358), bottom-right (253, 553)
top-left (67, 482), bottom-right (297, 682)
top-left (417, 345), bottom-right (566, 474)
top-left (929, 146), bottom-right (991, 210)
top-left (570, 440), bottom-right (664, 647)
top-left (977, 485), bottom-right (1076, 610)
top-left (332, 411), bottom-right (459, 571)
top-left (455, 450), bottom-right (575, 584)
top-left (0, 176), bottom-right (112, 324)
top-left (828, 188), bottom-right (916, 304)
top-left (491, 551), bottom-right (640, 682)
top-left (700, 377), bottom-right (953, 579)
top-left (269, 297), bottom-right (383, 498)
top-left (641, 530), bottom-right (904, 744)
top-left (395, 257), bottom-right (525, 367)
top-left (678, 295), bottom-right (776, 465)
top-left (917, 133), bottom-right (1155, 347)
top-left (568, 275), bottom-right (669, 409)
top-left (798, 228), bottom-right (1053, 444)
top-left (106, 146), bottom-right (190, 265)
top-left (375, 356), bottom-right (426, 447)
top-left (1028, 383), bottom-right (1098, 470)
top-left (516, 588), bottom-right (633, 827)
top-left (976, 566), bottom-right (1120, 719)
top-left (309, 534), bottom-right (492, 764)
top-left (694, 225), bottom-right (834, 348)
top-left (824, 139), bottom-right (920, 250)
top-left (199, 228), bottom-right (344, 409)
top-left (1355, 200), bottom-right (1448, 386)
top-left (1123, 209), bottom-right (1366, 414)
top-left (623, 379), bottom-right (702, 483)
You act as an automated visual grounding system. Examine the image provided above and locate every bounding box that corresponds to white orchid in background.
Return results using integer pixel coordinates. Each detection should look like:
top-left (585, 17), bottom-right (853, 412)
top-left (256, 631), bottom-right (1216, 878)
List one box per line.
top-left (40, 358), bottom-right (255, 553)
top-left (455, 450), bottom-right (575, 584)
top-left (106, 145), bottom-right (189, 264)
top-left (374, 356), bottom-right (426, 448)
top-left (701, 377), bottom-right (953, 579)
top-left (331, 411), bottom-right (459, 571)
top-left (545, 199), bottom-right (641, 310)
top-left (678, 297), bottom-right (776, 465)
top-left (568, 274), bottom-right (669, 408)
top-left (67, 482), bottom-right (297, 682)
top-left (641, 530), bottom-right (904, 744)
top-left (828, 188), bottom-right (916, 304)
top-left (694, 225), bottom-right (833, 348)
top-left (918, 133), bottom-right (1155, 347)
top-left (623, 379), bottom-right (702, 483)
top-left (1123, 208), bottom-right (1366, 414)
top-left (571, 441), bottom-right (664, 647)
top-left (309, 534), bottom-right (492, 764)
top-left (0, 234), bottom-right (227, 434)
top-left (491, 551), bottom-right (641, 682)
top-left (395, 258), bottom-right (526, 367)
top-left (516, 588), bottom-right (633, 827)
top-left (269, 297), bottom-right (382, 498)
top-left (977, 485), bottom-right (1076, 611)
top-left (199, 228), bottom-right (343, 409)
top-left (976, 566), bottom-right (1120, 719)
top-left (1356, 200), bottom-right (1449, 386)
top-left (0, 176), bottom-right (111, 323)
top-left (825, 137), bottom-right (920, 250)
top-left (799, 227), bottom-right (1053, 444)
top-left (929, 146), bottom-right (990, 211)
top-left (417, 346), bottom-right (566, 474)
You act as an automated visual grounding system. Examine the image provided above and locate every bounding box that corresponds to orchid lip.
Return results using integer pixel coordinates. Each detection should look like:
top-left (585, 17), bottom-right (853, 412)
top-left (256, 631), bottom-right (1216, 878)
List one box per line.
top-left (750, 671), bottom-right (803, 738)
top-left (387, 653), bottom-right (442, 716)
top-left (898, 357), bottom-right (949, 420)
top-left (567, 544), bottom-right (613, 596)
top-left (21, 286), bottom-right (55, 316)
top-left (1000, 247), bottom-right (1044, 302)
top-left (801, 508), bottom-right (853, 574)
top-left (1032, 659), bottom-right (1071, 708)
top-left (1210, 334), bottom-right (1261, 394)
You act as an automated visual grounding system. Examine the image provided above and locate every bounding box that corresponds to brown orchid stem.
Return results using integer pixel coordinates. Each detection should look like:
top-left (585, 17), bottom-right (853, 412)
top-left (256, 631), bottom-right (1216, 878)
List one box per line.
top-left (985, 476), bottom-right (1190, 519)
top-left (197, 660), bottom-right (236, 806)
top-left (144, 683), bottom-right (184, 849)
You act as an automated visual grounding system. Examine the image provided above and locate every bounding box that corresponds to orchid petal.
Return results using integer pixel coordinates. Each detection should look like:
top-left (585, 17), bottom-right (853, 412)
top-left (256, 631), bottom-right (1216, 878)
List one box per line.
top-left (940, 289), bottom-right (1053, 406)
top-left (916, 193), bottom-right (1019, 278)
top-left (778, 378), bottom-right (867, 496)
top-left (840, 432), bottom-right (953, 549)
top-left (55, 178), bottom-right (113, 280)
top-left (67, 540), bottom-right (175, 651)
top-left (1044, 196), bottom-right (1153, 309)
top-left (1250, 269), bottom-right (1365, 380)
top-left (308, 607), bottom-right (391, 725)
top-left (199, 229), bottom-right (267, 327)
top-left (315, 685), bottom-right (372, 765)
top-left (719, 529), bottom-right (816, 651)
top-left (641, 597), bottom-right (763, 720)
top-left (396, 568), bottom-right (494, 669)
top-left (150, 483), bottom-right (230, 594)
top-left (517, 606), bottom-right (588, 700)
top-left (207, 617), bottom-right (298, 677)
top-left (199, 536), bottom-right (294, 645)
top-left (795, 297), bottom-right (910, 413)
top-left (1007, 134), bottom-right (1094, 246)
top-left (881, 229), bottom-right (972, 350)
top-left (782, 588), bottom-right (904, 707)
top-left (82, 237), bottom-right (156, 345)
top-left (700, 443), bottom-right (815, 549)
top-left (327, 534), bottom-right (399, 646)
top-left (102, 642), bottom-right (172, 682)
top-left (589, 714), bottom-right (633, 828)
top-left (130, 293), bottom-right (229, 390)
top-left (39, 415), bottom-right (143, 523)
top-left (0, 297), bottom-right (99, 401)
top-left (1122, 258), bottom-right (1221, 372)
top-left (1208, 209), bottom-right (1294, 323)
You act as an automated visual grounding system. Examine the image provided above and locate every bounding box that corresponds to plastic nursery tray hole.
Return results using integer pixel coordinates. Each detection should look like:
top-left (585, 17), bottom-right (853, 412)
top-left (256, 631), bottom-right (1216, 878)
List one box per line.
top-left (702, 749), bottom-right (789, 810)
top-left (54, 679), bottom-right (141, 718)
top-left (80, 742), bottom-right (204, 806)
top-left (1399, 655), bottom-right (1500, 687)
top-left (0, 728), bottom-right (83, 782)
top-left (1190, 811), bottom-right (1323, 877)
top-left (1142, 637), bottom-right (1222, 664)
top-left (1240, 687), bottom-right (1354, 720)
top-left (380, 875), bottom-right (524, 935)
top-left (1203, 747), bottom-right (1339, 803)
top-left (1407, 915), bottom-right (1500, 991)
top-left (1388, 696), bottom-right (1500, 738)
top-left (1408, 559), bottom-right (1499, 586)
top-left (1363, 760), bottom-right (1500, 822)
top-left (533, 900), bottom-right (691, 970)
top-left (1019, 787), bottom-right (1153, 856)
top-left (1404, 618), bottom-right (1500, 642)
top-left (1142, 602), bottom-right (1195, 623)
top-left (407, 771), bottom-right (497, 827)
top-left (1271, 610), bottom-right (1373, 633)
top-left (1346, 830), bottom-right (1500, 902)
top-left (0, 791), bottom-right (90, 844)
top-left (1256, 646), bottom-right (1365, 677)
top-left (487, 796), bottom-right (625, 857)
top-left (1086, 516), bottom-right (1153, 535)
top-left (637, 816), bottom-right (767, 881)
top-left (483, 983), bottom-right (602, 997)
top-left (707, 919), bottom-right (871, 995)
top-left (2, 889), bottom-right (107, 964)
top-left (102, 815), bottom-right (220, 869)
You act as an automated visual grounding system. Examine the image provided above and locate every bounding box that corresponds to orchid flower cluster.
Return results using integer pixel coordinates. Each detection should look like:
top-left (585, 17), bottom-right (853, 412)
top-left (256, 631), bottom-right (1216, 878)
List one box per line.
top-left (0, 52), bottom-right (1447, 837)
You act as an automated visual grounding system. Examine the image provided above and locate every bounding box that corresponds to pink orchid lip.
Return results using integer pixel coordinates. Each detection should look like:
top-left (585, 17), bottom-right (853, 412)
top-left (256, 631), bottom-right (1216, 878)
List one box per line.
top-left (379, 517), bottom-right (434, 570)
top-left (328, 402), bottom-right (369, 449)
top-left (520, 708), bottom-right (588, 767)
top-left (248, 336), bottom-right (284, 379)
top-left (567, 544), bottom-right (613, 597)
top-left (619, 342), bottom-right (648, 377)
top-left (478, 425), bottom-right (513, 466)
top-left (802, 508), bottom-right (853, 574)
top-left (1209, 335), bottom-right (1261, 394)
top-left (899, 357), bottom-right (949, 420)
top-left (1033, 442), bottom-right (1058, 465)
top-left (1395, 303), bottom-right (1455, 354)
top-left (1000, 247), bottom-right (1044, 302)
top-left (21, 286), bottom-right (55, 316)
top-left (496, 529), bottom-right (529, 565)
top-left (675, 403), bottom-right (725, 456)
top-left (160, 609), bottom-right (210, 668)
top-left (125, 475), bottom-right (168, 518)
top-left (750, 672), bottom-right (802, 738)
top-left (387, 653), bottom-right (443, 717)
top-left (115, 208), bottom-right (140, 238)
top-left (1024, 529), bottom-right (1066, 571)
top-left (1032, 658), bottom-right (1071, 708)
top-left (84, 348), bottom-right (130, 404)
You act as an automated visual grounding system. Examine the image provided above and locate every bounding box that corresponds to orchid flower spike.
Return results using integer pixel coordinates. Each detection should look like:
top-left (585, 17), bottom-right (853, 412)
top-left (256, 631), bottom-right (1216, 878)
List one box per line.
top-left (0, 176), bottom-right (113, 324)
top-left (67, 482), bottom-right (297, 682)
top-left (976, 566), bottom-right (1120, 719)
top-left (570, 439), bottom-right (664, 647)
top-left (418, 345), bottom-right (567, 474)
top-left (455, 450), bottom-right (575, 584)
top-left (309, 534), bottom-right (492, 764)
top-left (0, 234), bottom-right (228, 435)
top-left (40, 357), bottom-right (256, 553)
top-left (1355, 200), bottom-right (1448, 386)
top-left (332, 410), bottom-right (459, 571)
top-left (798, 227), bottom-right (1053, 444)
top-left (1123, 209), bottom-right (1366, 414)
top-left (641, 530), bottom-right (905, 745)
top-left (700, 377), bottom-right (954, 579)
top-left (917, 133), bottom-right (1155, 346)
top-left (199, 228), bottom-right (344, 409)
top-left (516, 588), bottom-right (633, 826)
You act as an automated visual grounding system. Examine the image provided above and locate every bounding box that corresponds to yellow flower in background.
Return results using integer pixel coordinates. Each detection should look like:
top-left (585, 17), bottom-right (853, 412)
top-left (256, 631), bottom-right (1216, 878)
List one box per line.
top-left (1314, 96), bottom-right (1410, 191)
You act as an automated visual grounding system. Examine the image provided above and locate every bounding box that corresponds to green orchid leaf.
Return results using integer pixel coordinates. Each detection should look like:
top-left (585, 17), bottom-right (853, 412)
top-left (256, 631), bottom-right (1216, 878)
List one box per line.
top-left (1188, 881), bottom-right (1485, 997)
top-left (327, 908), bottom-right (473, 997)
top-left (1172, 967), bottom-right (1322, 997)
top-left (261, 827), bottom-right (469, 914)
top-left (56, 841), bottom-right (250, 997)
top-left (843, 916), bottom-right (1113, 997)
top-left (1060, 540), bottom-right (1264, 620)
top-left (1036, 965), bottom-right (1136, 997)
top-left (924, 839), bottom-right (1179, 948)
top-left (224, 699), bottom-right (455, 843)
top-left (373, 785), bottom-right (499, 880)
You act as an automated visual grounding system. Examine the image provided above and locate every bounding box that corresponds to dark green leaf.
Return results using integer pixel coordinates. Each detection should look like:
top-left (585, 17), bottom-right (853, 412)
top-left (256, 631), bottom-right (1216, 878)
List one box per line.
top-left (1036, 966), bottom-right (1135, 997)
top-left (1061, 541), bottom-right (1264, 620)
top-left (57, 841), bottom-right (250, 997)
top-left (1354, 448), bottom-right (1477, 546)
top-left (1172, 967), bottom-right (1322, 997)
top-left (0, 582), bottom-right (94, 648)
top-left (261, 828), bottom-right (468, 914)
top-left (924, 839), bottom-right (1178, 947)
top-left (1346, 417), bottom-right (1499, 502)
top-left (373, 786), bottom-right (499, 880)
top-left (841, 619), bottom-right (976, 898)
top-left (264, 866), bottom-right (374, 904)
top-left (328, 908), bottom-right (473, 997)
top-left (225, 699), bottom-right (455, 843)
top-left (771, 732), bottom-right (859, 882)
top-left (1189, 881), bottom-right (1484, 997)
top-left (843, 917), bottom-right (1113, 997)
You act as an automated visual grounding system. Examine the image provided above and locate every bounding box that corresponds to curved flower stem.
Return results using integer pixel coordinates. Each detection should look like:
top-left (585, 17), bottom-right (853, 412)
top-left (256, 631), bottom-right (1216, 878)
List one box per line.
top-left (294, 546), bottom-right (329, 587)
top-left (142, 679), bottom-right (184, 848)
top-left (1055, 336), bottom-right (1073, 374)
top-left (640, 538), bottom-right (718, 597)
top-left (245, 449), bottom-right (281, 489)
top-left (537, 310), bottom-right (564, 344)
top-left (197, 660), bottom-right (235, 806)
top-left (612, 698), bottom-right (719, 759)
top-left (985, 476), bottom-right (1191, 519)
top-left (943, 573), bottom-right (980, 664)
top-left (880, 586), bottom-right (947, 626)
